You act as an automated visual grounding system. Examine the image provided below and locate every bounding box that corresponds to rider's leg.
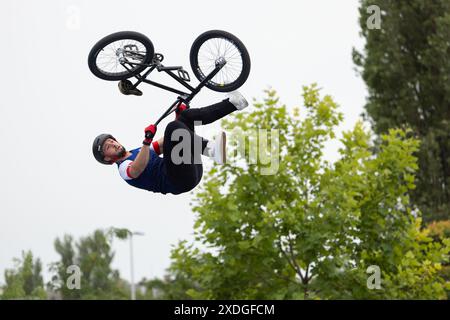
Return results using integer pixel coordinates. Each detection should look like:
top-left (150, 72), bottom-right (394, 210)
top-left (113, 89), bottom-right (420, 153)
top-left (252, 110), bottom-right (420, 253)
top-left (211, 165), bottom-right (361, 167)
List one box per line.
top-left (177, 99), bottom-right (237, 130)
top-left (162, 120), bottom-right (208, 192)
top-left (178, 91), bottom-right (249, 129)
top-left (175, 103), bottom-right (189, 120)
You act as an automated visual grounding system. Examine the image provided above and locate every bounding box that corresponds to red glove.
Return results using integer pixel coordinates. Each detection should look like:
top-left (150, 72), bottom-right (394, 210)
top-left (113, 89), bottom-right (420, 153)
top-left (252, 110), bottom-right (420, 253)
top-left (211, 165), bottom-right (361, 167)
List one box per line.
top-left (143, 124), bottom-right (157, 145)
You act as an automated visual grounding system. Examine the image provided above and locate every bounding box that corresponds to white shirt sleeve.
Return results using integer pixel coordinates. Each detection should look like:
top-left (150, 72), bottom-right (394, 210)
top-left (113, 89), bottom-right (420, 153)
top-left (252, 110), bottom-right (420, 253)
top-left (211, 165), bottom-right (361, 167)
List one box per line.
top-left (118, 160), bottom-right (134, 180)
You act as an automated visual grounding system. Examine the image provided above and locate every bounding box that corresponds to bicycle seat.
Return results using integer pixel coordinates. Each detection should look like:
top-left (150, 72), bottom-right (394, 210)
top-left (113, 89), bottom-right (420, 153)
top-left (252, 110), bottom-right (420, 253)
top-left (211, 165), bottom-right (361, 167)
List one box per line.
top-left (118, 80), bottom-right (143, 96)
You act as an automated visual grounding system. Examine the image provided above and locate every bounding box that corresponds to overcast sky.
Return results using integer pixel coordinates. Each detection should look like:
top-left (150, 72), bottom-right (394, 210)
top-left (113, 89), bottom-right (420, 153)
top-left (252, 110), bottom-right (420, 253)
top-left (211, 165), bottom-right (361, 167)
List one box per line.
top-left (0, 0), bottom-right (367, 287)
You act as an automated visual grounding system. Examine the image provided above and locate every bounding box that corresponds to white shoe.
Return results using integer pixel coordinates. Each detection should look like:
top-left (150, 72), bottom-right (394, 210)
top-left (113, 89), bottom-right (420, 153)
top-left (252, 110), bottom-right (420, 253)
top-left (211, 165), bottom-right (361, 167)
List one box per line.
top-left (226, 90), bottom-right (249, 110)
top-left (204, 131), bottom-right (226, 164)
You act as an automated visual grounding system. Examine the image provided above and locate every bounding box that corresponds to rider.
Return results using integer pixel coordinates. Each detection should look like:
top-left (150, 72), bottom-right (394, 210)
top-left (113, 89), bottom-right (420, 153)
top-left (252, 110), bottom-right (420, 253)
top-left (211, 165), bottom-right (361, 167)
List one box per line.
top-left (92, 91), bottom-right (249, 195)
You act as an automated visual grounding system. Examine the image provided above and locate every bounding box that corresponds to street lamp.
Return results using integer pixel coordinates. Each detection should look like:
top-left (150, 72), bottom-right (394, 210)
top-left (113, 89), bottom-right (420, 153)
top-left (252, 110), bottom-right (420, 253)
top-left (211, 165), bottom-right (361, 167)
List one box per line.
top-left (129, 231), bottom-right (144, 300)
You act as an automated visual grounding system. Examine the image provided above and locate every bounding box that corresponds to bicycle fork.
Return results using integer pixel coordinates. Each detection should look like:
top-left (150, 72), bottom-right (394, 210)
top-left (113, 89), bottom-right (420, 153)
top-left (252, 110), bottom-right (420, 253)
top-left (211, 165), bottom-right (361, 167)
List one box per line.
top-left (153, 58), bottom-right (227, 126)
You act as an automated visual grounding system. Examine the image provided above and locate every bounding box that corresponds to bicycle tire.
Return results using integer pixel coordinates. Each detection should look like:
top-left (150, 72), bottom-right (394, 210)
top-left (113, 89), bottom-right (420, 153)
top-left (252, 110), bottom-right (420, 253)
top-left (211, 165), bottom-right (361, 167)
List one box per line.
top-left (88, 31), bottom-right (154, 81)
top-left (190, 30), bottom-right (250, 92)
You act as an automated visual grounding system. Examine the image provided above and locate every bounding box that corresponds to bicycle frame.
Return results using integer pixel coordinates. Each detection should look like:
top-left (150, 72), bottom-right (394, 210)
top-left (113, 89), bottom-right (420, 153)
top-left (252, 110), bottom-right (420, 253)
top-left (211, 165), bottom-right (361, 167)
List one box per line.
top-left (120, 54), bottom-right (227, 126)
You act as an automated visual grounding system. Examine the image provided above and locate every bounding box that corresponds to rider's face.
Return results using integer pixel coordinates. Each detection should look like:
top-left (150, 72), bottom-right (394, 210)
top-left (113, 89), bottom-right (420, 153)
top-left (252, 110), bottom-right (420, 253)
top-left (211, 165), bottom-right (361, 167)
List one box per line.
top-left (103, 138), bottom-right (126, 162)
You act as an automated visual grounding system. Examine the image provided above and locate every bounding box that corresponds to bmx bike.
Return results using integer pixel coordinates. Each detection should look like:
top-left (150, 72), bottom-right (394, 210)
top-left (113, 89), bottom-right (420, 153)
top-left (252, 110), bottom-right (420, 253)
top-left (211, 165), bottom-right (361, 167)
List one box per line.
top-left (88, 30), bottom-right (251, 127)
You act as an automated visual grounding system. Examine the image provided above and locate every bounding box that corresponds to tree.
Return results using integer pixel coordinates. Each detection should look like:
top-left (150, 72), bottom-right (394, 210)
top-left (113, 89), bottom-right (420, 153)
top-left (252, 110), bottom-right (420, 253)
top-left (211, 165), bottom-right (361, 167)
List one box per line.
top-left (1, 251), bottom-right (46, 300)
top-left (353, 0), bottom-right (450, 222)
top-left (49, 229), bottom-right (129, 299)
top-left (137, 275), bottom-right (195, 300)
top-left (426, 220), bottom-right (450, 299)
top-left (169, 86), bottom-right (450, 299)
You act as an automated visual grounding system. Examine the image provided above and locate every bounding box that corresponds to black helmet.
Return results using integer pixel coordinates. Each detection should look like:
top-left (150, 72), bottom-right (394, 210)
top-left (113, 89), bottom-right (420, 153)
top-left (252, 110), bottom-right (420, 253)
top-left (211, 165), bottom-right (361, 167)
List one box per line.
top-left (92, 134), bottom-right (116, 165)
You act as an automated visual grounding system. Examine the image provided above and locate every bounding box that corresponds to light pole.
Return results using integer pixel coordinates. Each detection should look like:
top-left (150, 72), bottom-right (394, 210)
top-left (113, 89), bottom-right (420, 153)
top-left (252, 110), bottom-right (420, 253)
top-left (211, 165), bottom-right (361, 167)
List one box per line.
top-left (129, 231), bottom-right (144, 300)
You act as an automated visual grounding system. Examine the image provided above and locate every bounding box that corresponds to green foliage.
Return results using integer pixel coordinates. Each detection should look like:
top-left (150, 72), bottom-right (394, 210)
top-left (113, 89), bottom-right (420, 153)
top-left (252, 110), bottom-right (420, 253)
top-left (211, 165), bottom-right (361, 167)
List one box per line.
top-left (425, 220), bottom-right (450, 299)
top-left (137, 275), bottom-right (196, 300)
top-left (1, 251), bottom-right (46, 300)
top-left (427, 220), bottom-right (450, 240)
top-left (107, 227), bottom-right (132, 240)
top-left (49, 229), bottom-right (129, 299)
top-left (169, 86), bottom-right (450, 299)
top-left (353, 0), bottom-right (450, 222)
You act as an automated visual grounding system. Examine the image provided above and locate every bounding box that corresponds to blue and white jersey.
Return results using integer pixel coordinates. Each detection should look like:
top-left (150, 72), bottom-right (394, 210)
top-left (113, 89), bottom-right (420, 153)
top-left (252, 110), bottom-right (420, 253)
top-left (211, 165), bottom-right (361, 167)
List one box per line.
top-left (116, 147), bottom-right (181, 195)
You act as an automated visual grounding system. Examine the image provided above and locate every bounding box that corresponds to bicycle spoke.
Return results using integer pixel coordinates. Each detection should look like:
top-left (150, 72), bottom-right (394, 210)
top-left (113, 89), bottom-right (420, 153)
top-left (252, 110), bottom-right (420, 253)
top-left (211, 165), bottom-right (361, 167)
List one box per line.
top-left (205, 41), bottom-right (217, 59)
top-left (95, 38), bottom-right (148, 76)
top-left (194, 35), bottom-right (247, 87)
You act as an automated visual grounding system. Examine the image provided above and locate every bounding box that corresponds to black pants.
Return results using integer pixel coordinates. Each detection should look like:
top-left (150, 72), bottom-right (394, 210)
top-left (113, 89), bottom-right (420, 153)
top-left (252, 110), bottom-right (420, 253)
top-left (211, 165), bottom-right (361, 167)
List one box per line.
top-left (163, 99), bottom-right (237, 193)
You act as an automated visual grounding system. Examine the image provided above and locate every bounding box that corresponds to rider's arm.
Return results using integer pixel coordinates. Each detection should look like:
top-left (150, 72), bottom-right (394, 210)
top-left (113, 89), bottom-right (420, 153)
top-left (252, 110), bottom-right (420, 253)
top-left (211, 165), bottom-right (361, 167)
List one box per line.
top-left (128, 145), bottom-right (150, 178)
top-left (125, 123), bottom-right (157, 179)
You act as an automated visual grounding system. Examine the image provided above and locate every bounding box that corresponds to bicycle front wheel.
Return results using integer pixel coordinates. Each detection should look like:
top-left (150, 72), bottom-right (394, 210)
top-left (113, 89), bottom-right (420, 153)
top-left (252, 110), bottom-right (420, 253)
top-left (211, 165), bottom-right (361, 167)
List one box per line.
top-left (190, 30), bottom-right (251, 92)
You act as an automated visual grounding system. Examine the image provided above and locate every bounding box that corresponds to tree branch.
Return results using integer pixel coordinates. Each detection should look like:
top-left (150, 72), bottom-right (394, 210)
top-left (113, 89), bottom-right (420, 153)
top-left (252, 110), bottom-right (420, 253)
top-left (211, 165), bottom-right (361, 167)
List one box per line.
top-left (287, 235), bottom-right (307, 284)
top-left (277, 242), bottom-right (305, 283)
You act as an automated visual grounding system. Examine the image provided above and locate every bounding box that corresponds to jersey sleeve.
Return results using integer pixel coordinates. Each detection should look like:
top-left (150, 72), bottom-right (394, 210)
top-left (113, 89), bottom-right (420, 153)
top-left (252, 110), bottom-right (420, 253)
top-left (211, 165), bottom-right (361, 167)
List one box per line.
top-left (118, 160), bottom-right (134, 180)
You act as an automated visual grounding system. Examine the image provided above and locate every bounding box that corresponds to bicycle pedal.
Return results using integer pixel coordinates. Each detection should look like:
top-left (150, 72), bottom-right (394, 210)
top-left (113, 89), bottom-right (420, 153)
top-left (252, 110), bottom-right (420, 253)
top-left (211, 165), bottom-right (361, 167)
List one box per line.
top-left (118, 80), bottom-right (143, 96)
top-left (177, 69), bottom-right (190, 82)
top-left (157, 65), bottom-right (183, 72)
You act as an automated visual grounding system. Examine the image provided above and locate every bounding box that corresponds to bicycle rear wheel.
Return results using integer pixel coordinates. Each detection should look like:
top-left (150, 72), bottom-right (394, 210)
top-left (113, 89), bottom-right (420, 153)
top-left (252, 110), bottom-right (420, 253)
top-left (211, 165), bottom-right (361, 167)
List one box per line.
top-left (190, 30), bottom-right (251, 92)
top-left (88, 31), bottom-right (154, 81)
